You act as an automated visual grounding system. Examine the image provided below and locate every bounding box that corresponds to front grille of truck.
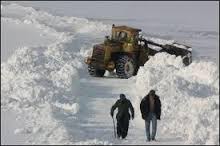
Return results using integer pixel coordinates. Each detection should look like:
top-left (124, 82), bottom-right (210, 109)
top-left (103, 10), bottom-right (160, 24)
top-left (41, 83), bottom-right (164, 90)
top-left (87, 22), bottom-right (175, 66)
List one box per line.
top-left (92, 45), bottom-right (105, 62)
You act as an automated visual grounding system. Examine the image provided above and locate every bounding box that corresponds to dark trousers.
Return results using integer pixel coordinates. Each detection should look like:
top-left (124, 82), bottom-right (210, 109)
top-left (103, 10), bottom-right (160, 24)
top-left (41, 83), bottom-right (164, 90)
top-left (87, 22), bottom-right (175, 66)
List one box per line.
top-left (117, 117), bottom-right (129, 139)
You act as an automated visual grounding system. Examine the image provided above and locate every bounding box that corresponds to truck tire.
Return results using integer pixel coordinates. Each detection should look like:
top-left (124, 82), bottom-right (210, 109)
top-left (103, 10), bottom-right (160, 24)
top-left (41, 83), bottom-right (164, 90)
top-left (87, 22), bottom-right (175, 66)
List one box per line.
top-left (183, 55), bottom-right (192, 66)
top-left (183, 52), bottom-right (192, 66)
top-left (183, 57), bottom-right (190, 66)
top-left (116, 55), bottom-right (136, 79)
top-left (88, 65), bottom-right (105, 77)
top-left (133, 66), bottom-right (139, 76)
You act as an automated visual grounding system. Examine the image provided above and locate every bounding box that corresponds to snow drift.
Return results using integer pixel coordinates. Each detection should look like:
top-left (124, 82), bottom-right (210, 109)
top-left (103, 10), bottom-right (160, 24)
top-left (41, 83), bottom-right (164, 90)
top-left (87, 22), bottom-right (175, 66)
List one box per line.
top-left (1, 43), bottom-right (81, 144)
top-left (133, 53), bottom-right (219, 145)
top-left (1, 3), bottom-right (110, 144)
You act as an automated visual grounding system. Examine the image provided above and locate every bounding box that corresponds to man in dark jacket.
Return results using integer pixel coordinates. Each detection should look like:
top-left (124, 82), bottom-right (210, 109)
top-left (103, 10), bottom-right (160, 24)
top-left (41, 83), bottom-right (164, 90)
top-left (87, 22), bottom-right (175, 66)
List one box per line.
top-left (140, 90), bottom-right (161, 141)
top-left (111, 94), bottom-right (134, 139)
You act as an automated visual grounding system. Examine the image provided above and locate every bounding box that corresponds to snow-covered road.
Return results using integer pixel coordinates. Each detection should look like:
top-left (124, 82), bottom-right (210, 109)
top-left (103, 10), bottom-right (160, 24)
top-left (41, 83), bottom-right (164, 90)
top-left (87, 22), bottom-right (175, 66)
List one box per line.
top-left (69, 77), bottom-right (185, 145)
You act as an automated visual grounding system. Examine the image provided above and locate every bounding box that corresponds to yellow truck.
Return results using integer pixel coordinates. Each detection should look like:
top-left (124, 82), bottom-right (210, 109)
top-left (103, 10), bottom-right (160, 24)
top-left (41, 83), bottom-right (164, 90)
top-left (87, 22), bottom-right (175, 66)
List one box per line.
top-left (85, 24), bottom-right (192, 79)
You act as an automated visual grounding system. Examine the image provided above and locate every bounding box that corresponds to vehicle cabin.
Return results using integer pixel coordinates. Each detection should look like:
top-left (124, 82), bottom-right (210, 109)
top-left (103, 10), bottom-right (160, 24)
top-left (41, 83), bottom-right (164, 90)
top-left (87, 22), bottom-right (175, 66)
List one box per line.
top-left (111, 25), bottom-right (141, 43)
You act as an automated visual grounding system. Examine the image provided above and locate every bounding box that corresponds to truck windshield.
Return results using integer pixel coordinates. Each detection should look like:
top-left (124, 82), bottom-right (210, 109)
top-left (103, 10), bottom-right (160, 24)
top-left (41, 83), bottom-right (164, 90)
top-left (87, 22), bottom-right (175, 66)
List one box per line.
top-left (112, 31), bottom-right (127, 41)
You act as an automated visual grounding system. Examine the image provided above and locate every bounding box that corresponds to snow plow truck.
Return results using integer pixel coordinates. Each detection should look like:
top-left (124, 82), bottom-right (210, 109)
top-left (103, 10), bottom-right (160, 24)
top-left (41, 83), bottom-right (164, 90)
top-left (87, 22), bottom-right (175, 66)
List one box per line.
top-left (85, 24), bottom-right (192, 79)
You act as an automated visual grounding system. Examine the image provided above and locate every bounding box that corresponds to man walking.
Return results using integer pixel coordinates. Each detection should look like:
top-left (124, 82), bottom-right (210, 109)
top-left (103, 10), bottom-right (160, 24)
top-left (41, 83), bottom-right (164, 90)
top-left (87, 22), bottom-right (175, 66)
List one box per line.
top-left (110, 94), bottom-right (134, 139)
top-left (140, 90), bottom-right (161, 142)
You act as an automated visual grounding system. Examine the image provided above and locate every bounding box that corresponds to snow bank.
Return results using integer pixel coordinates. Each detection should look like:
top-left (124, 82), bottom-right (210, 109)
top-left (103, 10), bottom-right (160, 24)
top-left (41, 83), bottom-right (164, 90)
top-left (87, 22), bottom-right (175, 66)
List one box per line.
top-left (14, 103), bottom-right (73, 145)
top-left (1, 3), bottom-right (111, 144)
top-left (1, 17), bottom-right (60, 62)
top-left (1, 41), bottom-right (81, 107)
top-left (133, 52), bottom-right (219, 145)
top-left (53, 101), bottom-right (79, 114)
top-left (1, 3), bottom-right (110, 35)
top-left (1, 42), bottom-right (80, 144)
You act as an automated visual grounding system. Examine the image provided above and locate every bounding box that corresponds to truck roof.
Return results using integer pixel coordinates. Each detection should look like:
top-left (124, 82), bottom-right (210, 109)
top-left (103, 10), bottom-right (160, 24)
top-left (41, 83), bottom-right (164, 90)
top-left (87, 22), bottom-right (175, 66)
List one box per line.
top-left (112, 25), bottom-right (141, 33)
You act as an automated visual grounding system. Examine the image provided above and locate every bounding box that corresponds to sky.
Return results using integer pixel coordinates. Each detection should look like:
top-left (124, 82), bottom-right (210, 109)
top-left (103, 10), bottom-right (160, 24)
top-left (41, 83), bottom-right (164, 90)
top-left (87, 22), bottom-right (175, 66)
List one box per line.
top-left (13, 1), bottom-right (219, 31)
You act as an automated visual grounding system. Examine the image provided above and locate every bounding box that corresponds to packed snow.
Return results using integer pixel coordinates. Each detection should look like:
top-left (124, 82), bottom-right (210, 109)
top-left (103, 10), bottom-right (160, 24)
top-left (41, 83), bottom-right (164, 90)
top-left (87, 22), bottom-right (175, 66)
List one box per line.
top-left (1, 2), bottom-right (219, 145)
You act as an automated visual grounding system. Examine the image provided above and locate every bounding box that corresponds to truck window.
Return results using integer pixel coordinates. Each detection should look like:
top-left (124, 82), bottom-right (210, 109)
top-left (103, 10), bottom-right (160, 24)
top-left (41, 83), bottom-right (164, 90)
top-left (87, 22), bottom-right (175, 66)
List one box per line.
top-left (118, 32), bottom-right (127, 41)
top-left (112, 31), bottom-right (120, 40)
top-left (112, 31), bottom-right (127, 41)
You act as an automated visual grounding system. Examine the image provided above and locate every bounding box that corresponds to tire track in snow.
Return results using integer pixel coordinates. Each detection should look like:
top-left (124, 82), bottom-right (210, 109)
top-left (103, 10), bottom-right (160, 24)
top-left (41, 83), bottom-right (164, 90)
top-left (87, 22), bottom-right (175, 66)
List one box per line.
top-left (66, 76), bottom-right (185, 145)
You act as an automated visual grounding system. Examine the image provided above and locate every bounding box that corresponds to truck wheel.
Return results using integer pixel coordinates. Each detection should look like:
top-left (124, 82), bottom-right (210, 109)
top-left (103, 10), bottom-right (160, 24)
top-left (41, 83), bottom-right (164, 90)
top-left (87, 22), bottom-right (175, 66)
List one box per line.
top-left (183, 52), bottom-right (192, 66)
top-left (88, 65), bottom-right (105, 77)
top-left (133, 66), bottom-right (139, 76)
top-left (116, 55), bottom-right (136, 79)
top-left (183, 56), bottom-right (191, 66)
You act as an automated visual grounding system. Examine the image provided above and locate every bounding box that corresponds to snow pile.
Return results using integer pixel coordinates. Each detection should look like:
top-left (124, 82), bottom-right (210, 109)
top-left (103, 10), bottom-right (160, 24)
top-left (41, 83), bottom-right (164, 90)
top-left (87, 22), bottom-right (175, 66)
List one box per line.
top-left (1, 42), bottom-right (80, 144)
top-left (1, 3), bottom-right (110, 35)
top-left (53, 101), bottom-right (79, 114)
top-left (144, 36), bottom-right (192, 51)
top-left (144, 36), bottom-right (175, 45)
top-left (1, 17), bottom-right (61, 62)
top-left (13, 103), bottom-right (72, 145)
top-left (1, 40), bottom-right (81, 108)
top-left (133, 52), bottom-right (219, 145)
top-left (1, 3), bottom-right (111, 144)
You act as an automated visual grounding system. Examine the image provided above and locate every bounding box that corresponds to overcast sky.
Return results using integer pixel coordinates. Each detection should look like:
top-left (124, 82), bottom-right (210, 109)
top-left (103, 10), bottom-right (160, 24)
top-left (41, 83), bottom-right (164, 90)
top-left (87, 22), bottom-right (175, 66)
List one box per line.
top-left (9, 1), bottom-right (219, 31)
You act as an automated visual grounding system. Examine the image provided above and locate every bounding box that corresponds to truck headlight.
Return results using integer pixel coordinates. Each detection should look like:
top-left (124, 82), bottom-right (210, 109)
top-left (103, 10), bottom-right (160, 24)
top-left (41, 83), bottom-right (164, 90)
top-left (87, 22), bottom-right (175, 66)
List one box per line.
top-left (85, 57), bottom-right (92, 64)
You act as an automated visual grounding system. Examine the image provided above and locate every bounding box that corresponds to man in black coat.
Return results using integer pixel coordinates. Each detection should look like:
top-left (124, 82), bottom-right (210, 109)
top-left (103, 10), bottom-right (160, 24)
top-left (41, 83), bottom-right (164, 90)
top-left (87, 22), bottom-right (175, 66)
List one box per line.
top-left (140, 90), bottom-right (161, 141)
top-left (111, 94), bottom-right (134, 139)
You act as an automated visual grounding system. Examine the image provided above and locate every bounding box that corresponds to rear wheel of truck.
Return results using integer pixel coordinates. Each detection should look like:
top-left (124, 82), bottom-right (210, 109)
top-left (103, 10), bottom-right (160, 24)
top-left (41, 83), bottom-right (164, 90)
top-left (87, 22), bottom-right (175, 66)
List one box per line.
top-left (116, 55), bottom-right (136, 79)
top-left (182, 52), bottom-right (192, 66)
top-left (183, 55), bottom-right (192, 66)
top-left (133, 66), bottom-right (139, 76)
top-left (183, 57), bottom-right (190, 66)
top-left (88, 65), bottom-right (105, 77)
